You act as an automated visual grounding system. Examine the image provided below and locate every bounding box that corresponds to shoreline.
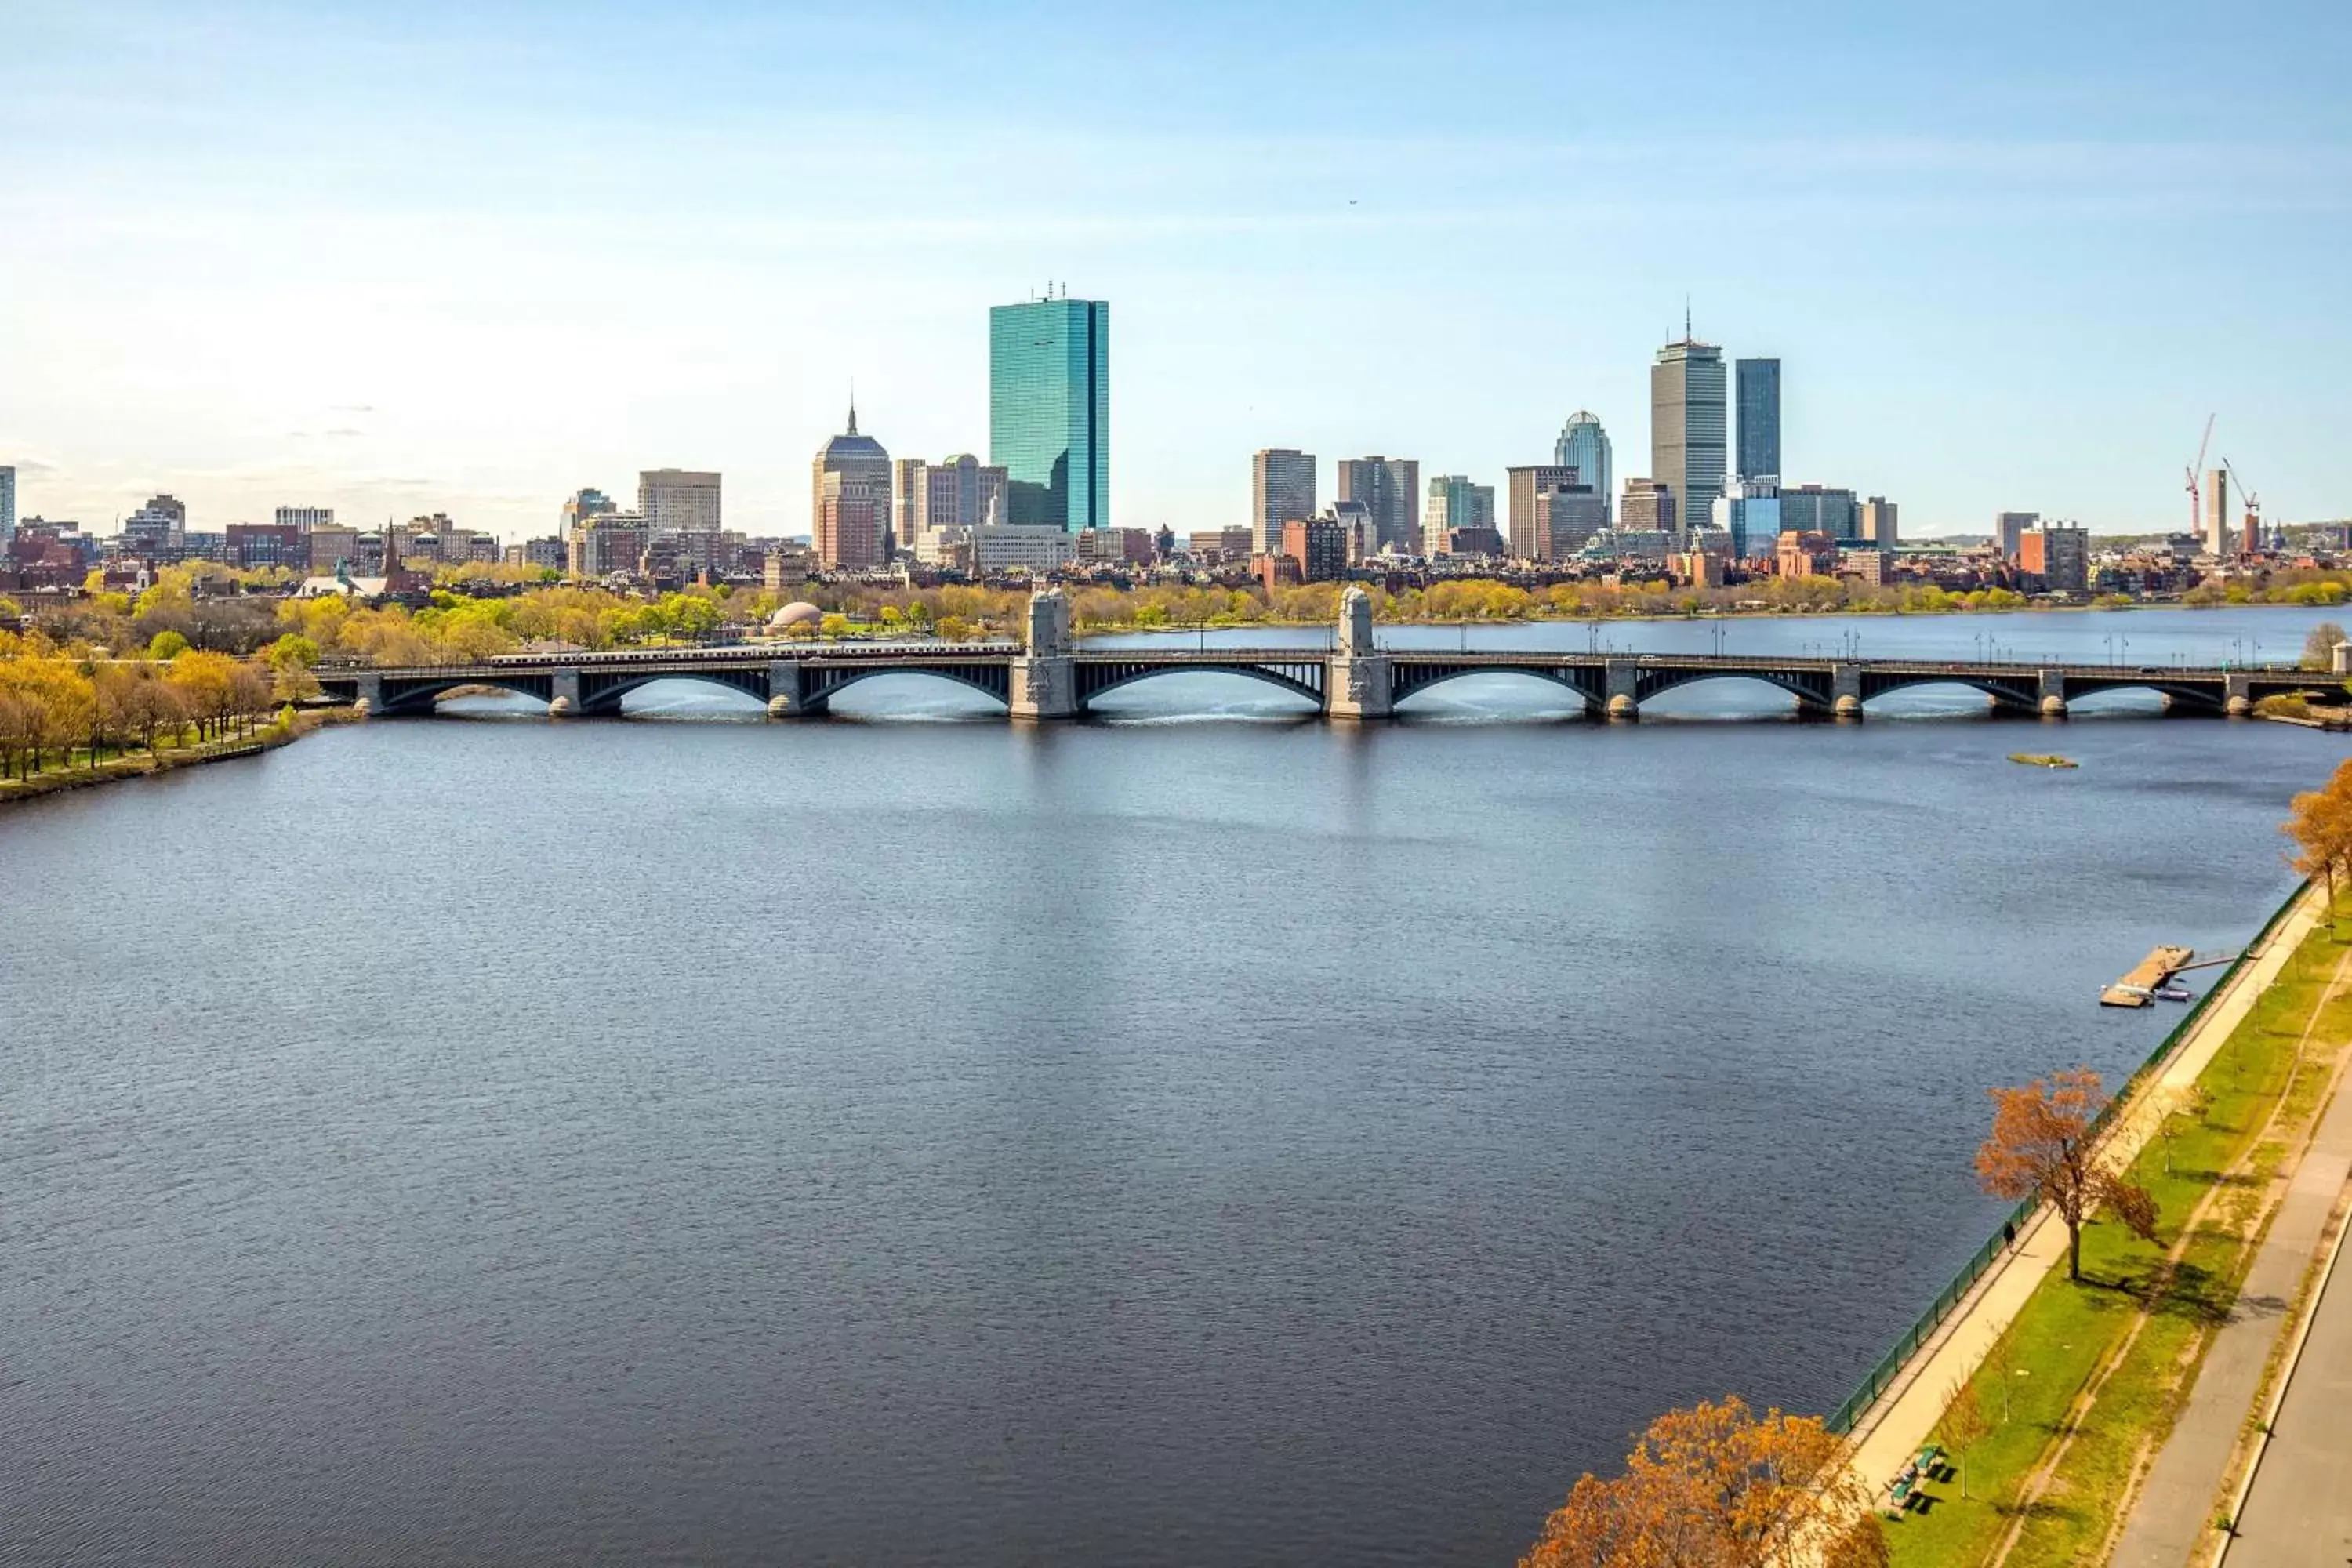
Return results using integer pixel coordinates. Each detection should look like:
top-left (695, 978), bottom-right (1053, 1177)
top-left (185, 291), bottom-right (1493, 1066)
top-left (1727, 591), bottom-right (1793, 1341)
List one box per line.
top-left (0, 708), bottom-right (350, 810)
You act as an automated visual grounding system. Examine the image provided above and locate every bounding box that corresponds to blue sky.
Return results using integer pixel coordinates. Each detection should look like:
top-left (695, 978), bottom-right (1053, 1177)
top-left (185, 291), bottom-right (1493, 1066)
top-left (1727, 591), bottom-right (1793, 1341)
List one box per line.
top-left (3, 0), bottom-right (2347, 543)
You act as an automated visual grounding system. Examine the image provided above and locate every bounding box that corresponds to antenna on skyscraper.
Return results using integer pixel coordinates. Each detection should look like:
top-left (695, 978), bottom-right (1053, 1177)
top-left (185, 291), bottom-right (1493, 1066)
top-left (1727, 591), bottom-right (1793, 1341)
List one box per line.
top-left (1685, 296), bottom-right (1692, 341)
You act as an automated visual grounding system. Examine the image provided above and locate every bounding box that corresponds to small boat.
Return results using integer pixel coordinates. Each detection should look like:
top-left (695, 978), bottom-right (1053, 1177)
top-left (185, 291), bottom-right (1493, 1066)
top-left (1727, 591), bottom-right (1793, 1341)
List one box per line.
top-left (2153, 985), bottom-right (2194, 1003)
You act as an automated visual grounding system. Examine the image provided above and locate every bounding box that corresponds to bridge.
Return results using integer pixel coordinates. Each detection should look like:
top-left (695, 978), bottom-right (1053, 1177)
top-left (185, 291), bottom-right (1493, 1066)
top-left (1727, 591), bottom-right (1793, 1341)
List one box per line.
top-left (314, 587), bottom-right (2343, 722)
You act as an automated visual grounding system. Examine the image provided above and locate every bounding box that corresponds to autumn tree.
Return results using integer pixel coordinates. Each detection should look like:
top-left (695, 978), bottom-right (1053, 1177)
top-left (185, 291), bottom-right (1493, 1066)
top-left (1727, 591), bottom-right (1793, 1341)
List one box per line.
top-left (1520, 1396), bottom-right (1870, 1568)
top-left (2284, 758), bottom-right (2352, 910)
top-left (1936, 1378), bottom-right (1992, 1500)
top-left (2299, 621), bottom-right (2347, 671)
top-left (1976, 1068), bottom-right (2158, 1282)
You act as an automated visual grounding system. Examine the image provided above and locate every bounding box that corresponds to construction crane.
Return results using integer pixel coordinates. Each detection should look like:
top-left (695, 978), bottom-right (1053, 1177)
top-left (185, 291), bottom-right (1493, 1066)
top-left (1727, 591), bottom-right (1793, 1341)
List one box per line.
top-left (2185, 414), bottom-right (2216, 539)
top-left (2223, 456), bottom-right (2262, 555)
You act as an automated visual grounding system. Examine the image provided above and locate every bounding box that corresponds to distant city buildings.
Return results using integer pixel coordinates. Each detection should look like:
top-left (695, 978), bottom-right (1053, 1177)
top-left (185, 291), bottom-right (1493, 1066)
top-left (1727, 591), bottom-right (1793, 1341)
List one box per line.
top-left (811, 408), bottom-right (892, 570)
top-left (1779, 484), bottom-right (1859, 542)
top-left (991, 293), bottom-right (1109, 531)
top-left (570, 513), bottom-right (650, 579)
top-left (274, 506), bottom-right (332, 533)
top-left (1994, 510), bottom-right (2038, 561)
top-left (1536, 485), bottom-right (1606, 559)
top-left (1504, 465), bottom-right (1581, 561)
top-left (1859, 496), bottom-right (1899, 549)
top-left (1716, 478), bottom-right (1777, 561)
top-left (1734, 358), bottom-right (1781, 482)
top-left (898, 453), bottom-right (1008, 564)
top-left (640, 469), bottom-right (721, 537)
top-left (122, 495), bottom-right (187, 557)
top-left (2021, 522), bottom-right (2089, 593)
top-left (1425, 474), bottom-right (1495, 555)
top-left (1651, 332), bottom-right (1726, 544)
top-left (563, 488), bottom-right (619, 543)
top-left (1279, 517), bottom-right (1348, 583)
top-left (1552, 414), bottom-right (1612, 524)
top-left (1250, 448), bottom-right (1316, 554)
top-left (1335, 456), bottom-right (1420, 553)
top-left (225, 523), bottom-right (303, 569)
top-left (1619, 478), bottom-right (1677, 535)
top-left (0, 463), bottom-right (14, 546)
top-left (2205, 469), bottom-right (2231, 557)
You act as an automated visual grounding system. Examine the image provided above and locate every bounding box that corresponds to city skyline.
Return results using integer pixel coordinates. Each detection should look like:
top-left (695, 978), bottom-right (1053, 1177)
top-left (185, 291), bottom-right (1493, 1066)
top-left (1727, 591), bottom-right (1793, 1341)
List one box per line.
top-left (2, 2), bottom-right (2347, 544)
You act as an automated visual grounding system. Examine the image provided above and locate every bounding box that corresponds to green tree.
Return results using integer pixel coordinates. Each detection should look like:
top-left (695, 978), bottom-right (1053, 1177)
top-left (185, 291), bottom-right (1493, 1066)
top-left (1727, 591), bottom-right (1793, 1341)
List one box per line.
top-left (148, 629), bottom-right (191, 661)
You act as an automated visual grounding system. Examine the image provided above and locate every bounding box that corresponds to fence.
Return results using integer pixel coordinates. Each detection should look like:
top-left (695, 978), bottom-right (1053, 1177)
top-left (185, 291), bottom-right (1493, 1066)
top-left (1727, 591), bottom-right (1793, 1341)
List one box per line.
top-left (1822, 881), bottom-right (2313, 1437)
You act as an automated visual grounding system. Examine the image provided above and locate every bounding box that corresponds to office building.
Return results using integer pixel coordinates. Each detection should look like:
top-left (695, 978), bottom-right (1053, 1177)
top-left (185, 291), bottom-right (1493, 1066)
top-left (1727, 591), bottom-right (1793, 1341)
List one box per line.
top-left (2020, 523), bottom-right (2089, 593)
top-left (1335, 456), bottom-right (1421, 553)
top-left (1652, 333), bottom-right (1727, 539)
top-left (1279, 518), bottom-right (1348, 583)
top-left (571, 513), bottom-right (650, 579)
top-left (274, 506), bottom-right (333, 533)
top-left (1425, 475), bottom-right (1494, 554)
top-left (639, 469), bottom-right (722, 537)
top-left (990, 294), bottom-right (1109, 531)
top-left (563, 488), bottom-right (618, 542)
top-left (2204, 469), bottom-right (2230, 556)
top-left (811, 409), bottom-right (893, 568)
top-left (122, 495), bottom-right (187, 557)
top-left (898, 454), bottom-right (1007, 545)
top-left (305, 525), bottom-right (360, 573)
top-left (1536, 487), bottom-right (1606, 558)
top-left (1776, 531), bottom-right (1838, 579)
top-left (1251, 448), bottom-right (1316, 554)
top-left (1327, 500), bottom-right (1376, 564)
top-left (1994, 511), bottom-right (2038, 561)
top-left (514, 537), bottom-right (566, 571)
top-left (226, 524), bottom-right (305, 570)
top-left (1552, 414), bottom-right (1612, 524)
top-left (970, 522), bottom-right (1076, 573)
top-left (1506, 465), bottom-right (1582, 561)
top-left (1187, 527), bottom-right (1254, 561)
top-left (1779, 485), bottom-right (1859, 541)
top-left (0, 464), bottom-right (14, 546)
top-left (1734, 358), bottom-right (1781, 481)
top-left (1619, 478), bottom-right (1678, 535)
top-left (1859, 496), bottom-right (1898, 549)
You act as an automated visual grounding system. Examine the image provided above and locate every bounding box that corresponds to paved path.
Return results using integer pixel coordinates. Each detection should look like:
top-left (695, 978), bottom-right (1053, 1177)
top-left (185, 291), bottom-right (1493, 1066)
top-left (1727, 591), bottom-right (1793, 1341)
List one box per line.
top-left (2110, 1039), bottom-right (2352, 1568)
top-left (1838, 886), bottom-right (2325, 1516)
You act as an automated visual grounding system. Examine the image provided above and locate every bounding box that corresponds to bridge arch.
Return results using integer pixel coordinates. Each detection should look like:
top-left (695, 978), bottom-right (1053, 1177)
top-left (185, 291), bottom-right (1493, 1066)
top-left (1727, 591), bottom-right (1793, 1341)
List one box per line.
top-left (804, 663), bottom-right (1011, 711)
top-left (579, 669), bottom-right (772, 714)
top-left (376, 675), bottom-right (555, 715)
top-left (1855, 673), bottom-right (2042, 710)
top-left (1390, 665), bottom-right (1601, 710)
top-left (1076, 660), bottom-right (1325, 712)
top-left (1634, 667), bottom-right (1831, 710)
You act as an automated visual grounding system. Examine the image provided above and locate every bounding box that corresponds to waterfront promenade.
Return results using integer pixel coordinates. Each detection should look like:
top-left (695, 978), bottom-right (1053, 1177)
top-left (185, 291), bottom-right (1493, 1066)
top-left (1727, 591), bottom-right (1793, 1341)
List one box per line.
top-left (1835, 883), bottom-right (2328, 1528)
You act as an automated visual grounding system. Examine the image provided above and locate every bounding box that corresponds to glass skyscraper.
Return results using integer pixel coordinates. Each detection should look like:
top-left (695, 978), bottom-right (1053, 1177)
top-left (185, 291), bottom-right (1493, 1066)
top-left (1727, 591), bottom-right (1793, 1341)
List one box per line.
top-left (989, 296), bottom-right (1109, 531)
top-left (1552, 412), bottom-right (1613, 524)
top-left (1736, 358), bottom-right (1781, 481)
top-left (1651, 336), bottom-right (1726, 538)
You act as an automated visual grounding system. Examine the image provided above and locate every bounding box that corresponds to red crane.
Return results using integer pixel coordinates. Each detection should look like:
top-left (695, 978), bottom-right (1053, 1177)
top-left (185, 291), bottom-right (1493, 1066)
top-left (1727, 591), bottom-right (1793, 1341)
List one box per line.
top-left (2184, 414), bottom-right (2215, 538)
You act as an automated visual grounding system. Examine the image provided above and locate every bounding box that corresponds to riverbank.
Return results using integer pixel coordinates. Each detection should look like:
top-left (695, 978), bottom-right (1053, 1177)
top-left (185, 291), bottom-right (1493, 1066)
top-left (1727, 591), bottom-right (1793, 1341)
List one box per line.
top-left (1831, 880), bottom-right (2352, 1565)
top-left (0, 707), bottom-right (350, 808)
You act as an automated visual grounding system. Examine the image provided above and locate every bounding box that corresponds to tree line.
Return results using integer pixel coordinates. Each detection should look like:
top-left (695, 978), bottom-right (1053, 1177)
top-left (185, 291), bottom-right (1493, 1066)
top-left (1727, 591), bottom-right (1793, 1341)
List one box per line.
top-left (0, 626), bottom-right (303, 782)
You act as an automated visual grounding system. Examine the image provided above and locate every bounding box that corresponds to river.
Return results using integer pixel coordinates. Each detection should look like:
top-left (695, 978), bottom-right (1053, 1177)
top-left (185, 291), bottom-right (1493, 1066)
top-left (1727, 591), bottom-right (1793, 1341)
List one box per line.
top-left (1, 605), bottom-right (2345, 1566)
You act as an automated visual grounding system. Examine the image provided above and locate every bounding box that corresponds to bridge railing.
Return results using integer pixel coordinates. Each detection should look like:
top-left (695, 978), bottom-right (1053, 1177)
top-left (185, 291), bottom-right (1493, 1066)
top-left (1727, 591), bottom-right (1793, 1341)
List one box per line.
top-left (1821, 880), bottom-right (2310, 1439)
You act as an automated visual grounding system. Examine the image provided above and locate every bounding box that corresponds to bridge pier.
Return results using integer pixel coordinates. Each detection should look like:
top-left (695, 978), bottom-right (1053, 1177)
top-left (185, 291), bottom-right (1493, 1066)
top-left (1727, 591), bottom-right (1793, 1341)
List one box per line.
top-left (352, 671), bottom-right (382, 717)
top-left (1604, 658), bottom-right (1639, 720)
top-left (548, 670), bottom-right (581, 717)
top-left (764, 661), bottom-right (811, 718)
top-left (1011, 589), bottom-right (1078, 721)
top-left (2225, 672), bottom-right (2253, 717)
top-left (2038, 667), bottom-right (2068, 718)
top-left (1327, 586), bottom-right (1392, 720)
top-left (1831, 662), bottom-right (1864, 720)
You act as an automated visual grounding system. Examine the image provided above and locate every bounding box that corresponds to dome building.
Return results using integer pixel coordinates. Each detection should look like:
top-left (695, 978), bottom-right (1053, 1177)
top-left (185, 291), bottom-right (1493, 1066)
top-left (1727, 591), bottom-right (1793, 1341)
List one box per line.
top-left (811, 404), bottom-right (893, 571)
top-left (769, 601), bottom-right (824, 633)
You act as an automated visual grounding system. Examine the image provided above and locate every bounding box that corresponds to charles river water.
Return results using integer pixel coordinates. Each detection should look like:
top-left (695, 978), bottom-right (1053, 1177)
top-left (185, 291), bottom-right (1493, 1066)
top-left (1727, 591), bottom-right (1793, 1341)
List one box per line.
top-left (3, 607), bottom-right (2347, 1566)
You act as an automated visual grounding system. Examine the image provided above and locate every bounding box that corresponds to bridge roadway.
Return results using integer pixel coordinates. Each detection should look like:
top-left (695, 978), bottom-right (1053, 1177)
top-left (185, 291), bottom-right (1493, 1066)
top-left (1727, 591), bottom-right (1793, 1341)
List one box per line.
top-left (314, 638), bottom-right (2335, 722)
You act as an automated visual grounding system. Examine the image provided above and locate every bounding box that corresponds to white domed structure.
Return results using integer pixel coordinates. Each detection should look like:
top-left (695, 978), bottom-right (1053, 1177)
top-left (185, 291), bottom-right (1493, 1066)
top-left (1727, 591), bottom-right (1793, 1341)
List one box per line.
top-left (770, 601), bottom-right (824, 630)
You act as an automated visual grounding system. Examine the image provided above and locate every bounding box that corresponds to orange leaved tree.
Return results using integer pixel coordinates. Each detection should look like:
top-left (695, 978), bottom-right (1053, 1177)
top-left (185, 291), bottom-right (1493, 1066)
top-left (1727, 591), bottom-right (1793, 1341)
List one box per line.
top-left (2284, 758), bottom-right (2352, 910)
top-left (1976, 1068), bottom-right (2158, 1282)
top-left (1520, 1395), bottom-right (1877, 1568)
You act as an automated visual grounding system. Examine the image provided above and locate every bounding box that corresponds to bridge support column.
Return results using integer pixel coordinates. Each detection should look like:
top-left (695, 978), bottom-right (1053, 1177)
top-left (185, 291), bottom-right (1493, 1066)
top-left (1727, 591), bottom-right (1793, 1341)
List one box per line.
top-left (1327, 585), bottom-right (1392, 720)
top-left (2226, 673), bottom-right (2253, 717)
top-left (2038, 668), bottom-right (2069, 718)
top-left (1604, 657), bottom-right (1639, 720)
top-left (548, 670), bottom-right (581, 718)
top-left (1011, 587), bottom-right (1077, 720)
top-left (764, 661), bottom-right (811, 718)
top-left (1831, 662), bottom-right (1864, 720)
top-left (352, 671), bottom-right (382, 717)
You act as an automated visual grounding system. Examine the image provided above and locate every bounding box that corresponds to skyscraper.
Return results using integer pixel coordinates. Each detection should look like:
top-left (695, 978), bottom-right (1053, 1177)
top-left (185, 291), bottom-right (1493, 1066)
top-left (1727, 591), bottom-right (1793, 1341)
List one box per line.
top-left (1552, 413), bottom-right (1613, 524)
top-left (0, 465), bottom-right (14, 547)
top-left (1334, 456), bottom-right (1421, 554)
top-left (812, 408), bottom-right (893, 568)
top-left (1652, 332), bottom-right (1727, 538)
top-left (1251, 448), bottom-right (1316, 554)
top-left (990, 294), bottom-right (1109, 532)
top-left (562, 488), bottom-right (618, 543)
top-left (2204, 469), bottom-right (2230, 556)
top-left (1859, 496), bottom-right (1898, 549)
top-left (639, 470), bottom-right (721, 535)
top-left (1735, 358), bottom-right (1781, 481)
top-left (1506, 465), bottom-right (1581, 561)
top-left (1425, 475), bottom-right (1495, 551)
top-left (1993, 511), bottom-right (2038, 561)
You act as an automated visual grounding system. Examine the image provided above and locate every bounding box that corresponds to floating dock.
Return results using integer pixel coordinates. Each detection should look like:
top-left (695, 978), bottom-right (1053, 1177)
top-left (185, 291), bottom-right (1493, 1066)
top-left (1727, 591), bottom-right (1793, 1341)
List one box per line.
top-left (2101, 946), bottom-right (2198, 1008)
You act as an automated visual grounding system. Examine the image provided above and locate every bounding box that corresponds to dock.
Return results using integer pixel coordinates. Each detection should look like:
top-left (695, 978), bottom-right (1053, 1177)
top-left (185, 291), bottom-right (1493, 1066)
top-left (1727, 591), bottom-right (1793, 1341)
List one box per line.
top-left (2102, 946), bottom-right (2198, 1008)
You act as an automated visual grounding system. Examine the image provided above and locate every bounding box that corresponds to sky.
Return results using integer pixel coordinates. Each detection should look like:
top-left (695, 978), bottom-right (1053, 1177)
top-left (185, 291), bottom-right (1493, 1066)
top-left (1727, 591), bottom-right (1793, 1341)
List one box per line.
top-left (2, 0), bottom-right (2347, 545)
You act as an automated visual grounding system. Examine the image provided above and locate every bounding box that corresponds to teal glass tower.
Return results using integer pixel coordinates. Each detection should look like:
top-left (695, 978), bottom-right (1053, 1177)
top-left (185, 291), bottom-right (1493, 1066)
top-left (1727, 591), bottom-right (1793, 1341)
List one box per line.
top-left (989, 296), bottom-right (1109, 531)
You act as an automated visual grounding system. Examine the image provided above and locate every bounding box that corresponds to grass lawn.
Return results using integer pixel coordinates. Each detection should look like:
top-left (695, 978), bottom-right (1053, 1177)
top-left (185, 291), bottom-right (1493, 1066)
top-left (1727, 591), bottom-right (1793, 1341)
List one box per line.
top-left (1886, 909), bottom-right (2352, 1567)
